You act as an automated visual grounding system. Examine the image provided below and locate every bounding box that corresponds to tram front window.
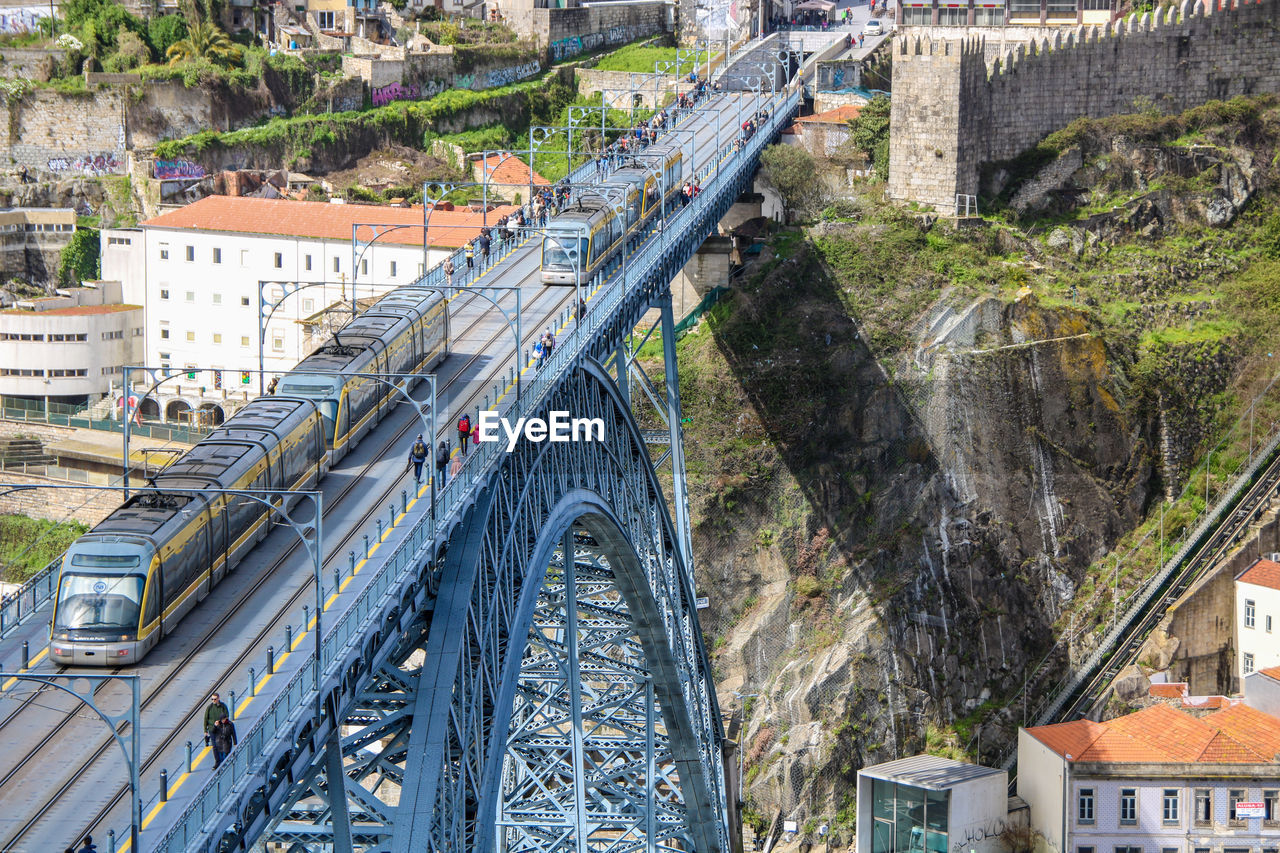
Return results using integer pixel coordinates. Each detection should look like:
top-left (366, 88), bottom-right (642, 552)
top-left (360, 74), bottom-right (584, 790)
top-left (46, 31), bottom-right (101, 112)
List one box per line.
top-left (54, 572), bottom-right (145, 632)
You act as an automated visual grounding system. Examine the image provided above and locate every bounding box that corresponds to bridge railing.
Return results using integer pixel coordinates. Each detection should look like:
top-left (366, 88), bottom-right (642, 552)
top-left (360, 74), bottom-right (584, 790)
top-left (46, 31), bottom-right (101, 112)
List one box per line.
top-left (0, 556), bottom-right (59, 642)
top-left (151, 83), bottom-right (800, 853)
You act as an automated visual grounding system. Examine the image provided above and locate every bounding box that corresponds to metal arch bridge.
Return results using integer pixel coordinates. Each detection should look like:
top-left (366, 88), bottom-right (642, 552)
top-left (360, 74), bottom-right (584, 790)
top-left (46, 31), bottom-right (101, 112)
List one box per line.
top-left (0, 38), bottom-right (800, 853)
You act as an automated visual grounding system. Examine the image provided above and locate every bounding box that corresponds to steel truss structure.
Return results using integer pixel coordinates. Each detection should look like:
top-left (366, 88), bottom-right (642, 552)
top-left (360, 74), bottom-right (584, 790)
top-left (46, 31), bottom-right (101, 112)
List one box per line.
top-left (155, 71), bottom-right (800, 853)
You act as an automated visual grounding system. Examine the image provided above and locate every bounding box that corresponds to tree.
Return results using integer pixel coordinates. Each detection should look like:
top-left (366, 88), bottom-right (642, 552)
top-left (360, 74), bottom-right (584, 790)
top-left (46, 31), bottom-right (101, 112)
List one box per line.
top-left (759, 144), bottom-right (825, 219)
top-left (59, 227), bottom-right (101, 286)
top-left (165, 20), bottom-right (242, 67)
top-left (104, 30), bottom-right (152, 70)
top-left (847, 94), bottom-right (891, 181)
top-left (147, 13), bottom-right (188, 56)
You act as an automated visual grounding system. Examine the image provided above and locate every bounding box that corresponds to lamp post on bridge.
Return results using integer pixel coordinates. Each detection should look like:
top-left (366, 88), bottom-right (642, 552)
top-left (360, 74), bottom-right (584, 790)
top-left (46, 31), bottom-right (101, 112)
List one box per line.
top-left (0, 673), bottom-right (141, 853)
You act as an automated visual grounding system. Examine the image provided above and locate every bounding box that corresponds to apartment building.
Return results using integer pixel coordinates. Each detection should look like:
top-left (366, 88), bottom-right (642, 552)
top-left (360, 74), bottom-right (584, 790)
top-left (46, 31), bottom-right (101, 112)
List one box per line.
top-left (1237, 558), bottom-right (1280, 683)
top-left (100, 195), bottom-right (512, 382)
top-left (0, 282), bottom-right (143, 402)
top-left (1018, 703), bottom-right (1280, 853)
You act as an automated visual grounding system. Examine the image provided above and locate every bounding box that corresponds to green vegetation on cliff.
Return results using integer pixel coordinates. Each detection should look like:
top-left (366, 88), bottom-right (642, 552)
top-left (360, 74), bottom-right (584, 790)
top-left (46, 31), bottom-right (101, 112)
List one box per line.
top-left (0, 514), bottom-right (87, 583)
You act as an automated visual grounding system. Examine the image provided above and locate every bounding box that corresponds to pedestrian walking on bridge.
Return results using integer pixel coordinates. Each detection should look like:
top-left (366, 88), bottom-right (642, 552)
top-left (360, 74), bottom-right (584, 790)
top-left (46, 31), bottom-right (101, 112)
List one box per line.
top-left (407, 434), bottom-right (428, 485)
top-left (212, 716), bottom-right (237, 768)
top-left (203, 692), bottom-right (229, 747)
top-left (435, 440), bottom-right (449, 486)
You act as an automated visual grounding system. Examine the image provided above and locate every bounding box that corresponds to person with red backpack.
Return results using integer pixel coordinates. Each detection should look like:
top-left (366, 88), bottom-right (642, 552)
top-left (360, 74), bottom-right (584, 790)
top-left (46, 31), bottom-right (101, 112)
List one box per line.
top-left (457, 412), bottom-right (472, 456)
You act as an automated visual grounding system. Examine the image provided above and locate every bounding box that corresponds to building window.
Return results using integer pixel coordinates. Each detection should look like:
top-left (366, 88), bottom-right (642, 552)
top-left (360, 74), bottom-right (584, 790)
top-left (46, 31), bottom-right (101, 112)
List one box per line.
top-left (240, 336), bottom-right (250, 347)
top-left (241, 296), bottom-right (251, 307)
top-left (241, 249), bottom-right (249, 266)
top-left (305, 254), bottom-right (312, 271)
top-left (361, 258), bottom-right (368, 275)
top-left (160, 247), bottom-right (169, 260)
top-left (274, 252), bottom-right (283, 269)
top-left (1246, 599), bottom-right (1257, 628)
top-left (212, 293), bottom-right (222, 305)
top-left (1163, 790), bottom-right (1179, 824)
top-left (1161, 849), bottom-right (1178, 853)
top-left (1120, 789), bottom-right (1137, 825)
top-left (333, 256), bottom-right (340, 273)
top-left (418, 262), bottom-right (425, 276)
top-left (213, 247), bottom-right (222, 264)
top-left (160, 328), bottom-right (169, 339)
top-left (1265, 790), bottom-right (1279, 826)
top-left (1229, 789), bottom-right (1246, 825)
top-left (1194, 789), bottom-right (1210, 826)
top-left (185, 291), bottom-right (195, 303)
top-left (1078, 789), bottom-right (1095, 825)
top-left (160, 289), bottom-right (170, 300)
top-left (212, 333), bottom-right (222, 344)
top-left (1269, 615), bottom-right (1274, 633)
top-left (101, 330), bottom-right (124, 340)
top-left (185, 245), bottom-right (194, 262)
top-left (1245, 652), bottom-right (1256, 674)
top-left (316, 9), bottom-right (335, 28)
top-left (272, 332), bottom-right (284, 352)
top-left (1079, 848), bottom-right (1095, 853)
top-left (186, 331), bottom-right (195, 342)
top-left (1114, 847), bottom-right (1141, 853)
top-left (389, 261), bottom-right (397, 277)
top-left (302, 299), bottom-right (314, 313)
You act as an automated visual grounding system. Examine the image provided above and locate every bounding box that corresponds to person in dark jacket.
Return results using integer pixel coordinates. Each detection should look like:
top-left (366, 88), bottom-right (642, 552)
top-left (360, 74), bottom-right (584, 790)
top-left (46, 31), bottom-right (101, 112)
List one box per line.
top-left (75, 837), bottom-right (96, 853)
top-left (407, 434), bottom-right (428, 485)
top-left (203, 693), bottom-right (228, 745)
top-left (211, 716), bottom-right (237, 768)
top-left (435, 441), bottom-right (449, 486)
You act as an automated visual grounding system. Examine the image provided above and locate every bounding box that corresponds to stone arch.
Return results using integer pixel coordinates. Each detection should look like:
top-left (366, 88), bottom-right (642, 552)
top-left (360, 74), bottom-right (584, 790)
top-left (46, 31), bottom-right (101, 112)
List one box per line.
top-left (165, 398), bottom-right (192, 422)
top-left (197, 402), bottom-right (226, 426)
top-left (137, 398), bottom-right (160, 420)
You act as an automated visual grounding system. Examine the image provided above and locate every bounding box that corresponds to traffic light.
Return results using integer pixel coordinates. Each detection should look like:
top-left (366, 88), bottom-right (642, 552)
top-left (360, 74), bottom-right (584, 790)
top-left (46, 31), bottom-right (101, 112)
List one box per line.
top-left (241, 371), bottom-right (251, 385)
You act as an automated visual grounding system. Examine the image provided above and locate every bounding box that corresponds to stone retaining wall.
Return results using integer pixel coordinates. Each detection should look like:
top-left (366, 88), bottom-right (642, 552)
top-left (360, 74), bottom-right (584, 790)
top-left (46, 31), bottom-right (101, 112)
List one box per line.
top-left (888, 0), bottom-right (1280, 209)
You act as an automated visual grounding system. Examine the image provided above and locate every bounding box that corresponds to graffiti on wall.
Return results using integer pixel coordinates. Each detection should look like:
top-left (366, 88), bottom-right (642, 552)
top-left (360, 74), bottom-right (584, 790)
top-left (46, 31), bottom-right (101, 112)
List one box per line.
top-left (0, 6), bottom-right (50, 34)
top-left (950, 820), bottom-right (1009, 853)
top-left (46, 152), bottom-right (121, 176)
top-left (549, 24), bottom-right (650, 61)
top-left (153, 159), bottom-right (206, 180)
top-left (374, 61), bottom-right (541, 105)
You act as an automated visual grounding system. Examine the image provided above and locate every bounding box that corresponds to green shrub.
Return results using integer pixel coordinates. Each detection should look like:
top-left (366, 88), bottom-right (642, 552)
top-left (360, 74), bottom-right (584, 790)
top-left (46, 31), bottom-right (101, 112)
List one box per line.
top-left (59, 226), bottom-right (101, 285)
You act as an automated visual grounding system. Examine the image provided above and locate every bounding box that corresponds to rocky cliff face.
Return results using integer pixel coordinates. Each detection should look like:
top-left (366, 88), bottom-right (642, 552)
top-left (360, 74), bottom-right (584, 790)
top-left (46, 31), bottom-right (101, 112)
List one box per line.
top-left (682, 133), bottom-right (1275, 829)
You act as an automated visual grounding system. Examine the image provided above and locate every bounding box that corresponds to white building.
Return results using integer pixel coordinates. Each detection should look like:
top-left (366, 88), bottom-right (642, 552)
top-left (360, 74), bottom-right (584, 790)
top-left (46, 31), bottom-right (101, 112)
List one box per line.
top-left (856, 754), bottom-right (1019, 853)
top-left (1018, 703), bottom-right (1280, 853)
top-left (0, 281), bottom-right (143, 402)
top-left (1236, 557), bottom-right (1280, 683)
top-left (101, 195), bottom-right (513, 387)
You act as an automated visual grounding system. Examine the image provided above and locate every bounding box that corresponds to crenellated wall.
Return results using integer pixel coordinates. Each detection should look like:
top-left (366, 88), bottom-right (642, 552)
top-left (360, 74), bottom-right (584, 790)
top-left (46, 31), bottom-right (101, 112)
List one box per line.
top-left (888, 0), bottom-right (1280, 209)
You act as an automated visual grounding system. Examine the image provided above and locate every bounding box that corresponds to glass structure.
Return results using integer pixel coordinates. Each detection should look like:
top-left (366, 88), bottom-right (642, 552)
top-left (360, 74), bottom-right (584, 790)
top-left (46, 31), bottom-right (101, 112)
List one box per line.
top-left (871, 778), bottom-right (950, 853)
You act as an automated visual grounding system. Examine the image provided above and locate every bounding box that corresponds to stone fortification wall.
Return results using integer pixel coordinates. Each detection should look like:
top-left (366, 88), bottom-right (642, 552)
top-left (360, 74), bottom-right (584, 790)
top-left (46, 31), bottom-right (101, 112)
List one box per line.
top-left (505, 2), bottom-right (669, 60)
top-left (342, 47), bottom-right (543, 106)
top-left (0, 88), bottom-right (127, 176)
top-left (0, 47), bottom-right (65, 80)
top-left (888, 0), bottom-right (1280, 209)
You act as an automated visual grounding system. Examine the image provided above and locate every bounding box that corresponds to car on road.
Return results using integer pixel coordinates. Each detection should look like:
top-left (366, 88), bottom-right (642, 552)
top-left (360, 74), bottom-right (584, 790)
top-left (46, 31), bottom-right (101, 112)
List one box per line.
top-left (863, 19), bottom-right (884, 35)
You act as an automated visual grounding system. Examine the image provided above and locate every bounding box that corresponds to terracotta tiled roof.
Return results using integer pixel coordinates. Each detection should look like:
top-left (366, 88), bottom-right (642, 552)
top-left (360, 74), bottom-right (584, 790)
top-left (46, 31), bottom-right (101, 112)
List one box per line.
top-left (1149, 682), bottom-right (1189, 699)
top-left (1238, 558), bottom-right (1280, 590)
top-left (795, 104), bottom-right (863, 124)
top-left (1258, 665), bottom-right (1280, 683)
top-left (141, 196), bottom-right (517, 249)
top-left (1026, 702), bottom-right (1280, 764)
top-left (476, 153), bottom-right (549, 187)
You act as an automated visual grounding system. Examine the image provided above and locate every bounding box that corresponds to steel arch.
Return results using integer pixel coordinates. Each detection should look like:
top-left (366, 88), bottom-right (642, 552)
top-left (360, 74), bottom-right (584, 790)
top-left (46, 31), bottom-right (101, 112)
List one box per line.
top-left (392, 358), bottom-right (728, 852)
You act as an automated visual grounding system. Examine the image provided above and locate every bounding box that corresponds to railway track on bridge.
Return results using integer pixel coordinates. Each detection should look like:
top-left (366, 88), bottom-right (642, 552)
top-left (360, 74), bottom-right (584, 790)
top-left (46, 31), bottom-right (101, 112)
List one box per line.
top-left (0, 278), bottom-right (573, 852)
top-left (1043, 435), bottom-right (1280, 727)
